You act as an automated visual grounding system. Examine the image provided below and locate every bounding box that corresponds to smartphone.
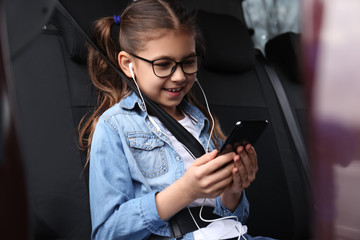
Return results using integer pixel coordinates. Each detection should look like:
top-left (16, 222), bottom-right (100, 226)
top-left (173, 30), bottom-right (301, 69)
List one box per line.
top-left (219, 120), bottom-right (269, 155)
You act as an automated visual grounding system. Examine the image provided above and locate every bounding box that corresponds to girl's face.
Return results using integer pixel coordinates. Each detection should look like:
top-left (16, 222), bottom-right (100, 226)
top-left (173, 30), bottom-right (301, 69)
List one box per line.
top-left (130, 30), bottom-right (197, 119)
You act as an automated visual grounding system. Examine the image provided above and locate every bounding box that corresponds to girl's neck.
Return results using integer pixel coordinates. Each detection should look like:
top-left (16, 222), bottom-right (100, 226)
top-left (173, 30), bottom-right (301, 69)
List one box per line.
top-left (170, 108), bottom-right (185, 121)
top-left (160, 106), bottom-right (184, 121)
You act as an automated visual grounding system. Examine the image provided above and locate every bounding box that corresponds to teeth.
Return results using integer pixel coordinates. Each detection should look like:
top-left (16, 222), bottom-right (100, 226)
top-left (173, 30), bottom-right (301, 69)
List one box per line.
top-left (167, 88), bottom-right (182, 92)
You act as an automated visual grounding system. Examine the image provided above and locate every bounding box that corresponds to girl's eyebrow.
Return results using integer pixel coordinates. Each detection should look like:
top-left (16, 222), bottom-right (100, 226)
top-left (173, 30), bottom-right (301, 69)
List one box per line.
top-left (152, 52), bottom-right (197, 60)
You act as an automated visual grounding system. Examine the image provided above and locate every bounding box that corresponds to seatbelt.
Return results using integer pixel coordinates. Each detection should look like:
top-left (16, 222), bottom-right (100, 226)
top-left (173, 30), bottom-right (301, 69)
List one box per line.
top-left (255, 58), bottom-right (312, 238)
top-left (147, 206), bottom-right (222, 240)
top-left (55, 1), bottom-right (206, 158)
top-left (262, 64), bottom-right (311, 188)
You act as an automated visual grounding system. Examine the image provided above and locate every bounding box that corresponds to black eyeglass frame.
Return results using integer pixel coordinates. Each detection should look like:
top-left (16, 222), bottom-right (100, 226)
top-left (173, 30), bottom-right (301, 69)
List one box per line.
top-left (129, 53), bottom-right (200, 78)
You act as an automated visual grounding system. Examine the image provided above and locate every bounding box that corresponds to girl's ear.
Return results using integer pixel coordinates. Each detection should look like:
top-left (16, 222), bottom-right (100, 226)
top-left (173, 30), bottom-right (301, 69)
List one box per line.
top-left (118, 51), bottom-right (133, 78)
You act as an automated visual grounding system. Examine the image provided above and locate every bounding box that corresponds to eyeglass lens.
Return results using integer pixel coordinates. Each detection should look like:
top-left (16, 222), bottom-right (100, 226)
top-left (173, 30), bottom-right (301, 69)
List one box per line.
top-left (153, 55), bottom-right (198, 77)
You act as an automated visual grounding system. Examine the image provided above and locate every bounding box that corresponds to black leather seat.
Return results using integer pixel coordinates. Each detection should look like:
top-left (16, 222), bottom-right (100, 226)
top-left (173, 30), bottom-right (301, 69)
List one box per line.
top-left (10, 13), bottom-right (92, 240)
top-left (9, 1), bottom-right (310, 239)
top-left (196, 11), bottom-right (311, 240)
top-left (9, 0), bottom-right (137, 238)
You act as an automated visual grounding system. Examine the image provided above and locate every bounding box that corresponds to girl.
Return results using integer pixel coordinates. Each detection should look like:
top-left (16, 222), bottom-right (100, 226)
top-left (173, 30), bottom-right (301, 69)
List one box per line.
top-left (79, 0), bottom-right (272, 239)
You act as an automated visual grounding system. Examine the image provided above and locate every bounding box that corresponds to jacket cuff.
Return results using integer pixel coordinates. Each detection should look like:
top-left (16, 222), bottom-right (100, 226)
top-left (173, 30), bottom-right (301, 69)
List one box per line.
top-left (139, 191), bottom-right (171, 237)
top-left (213, 190), bottom-right (249, 223)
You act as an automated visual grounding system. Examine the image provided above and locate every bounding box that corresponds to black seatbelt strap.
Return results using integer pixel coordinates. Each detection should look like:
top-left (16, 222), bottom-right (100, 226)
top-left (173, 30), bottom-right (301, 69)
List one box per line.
top-left (257, 56), bottom-right (312, 199)
top-left (55, 1), bottom-right (206, 158)
top-left (262, 64), bottom-right (311, 188)
top-left (255, 59), bottom-right (311, 238)
top-left (147, 206), bottom-right (222, 240)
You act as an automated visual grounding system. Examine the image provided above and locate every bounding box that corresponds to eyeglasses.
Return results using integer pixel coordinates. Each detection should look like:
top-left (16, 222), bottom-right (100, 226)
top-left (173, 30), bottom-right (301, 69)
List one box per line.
top-left (129, 53), bottom-right (200, 78)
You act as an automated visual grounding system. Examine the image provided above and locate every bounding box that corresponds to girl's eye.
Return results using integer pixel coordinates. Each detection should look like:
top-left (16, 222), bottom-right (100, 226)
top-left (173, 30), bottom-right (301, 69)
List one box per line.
top-left (183, 57), bottom-right (197, 66)
top-left (183, 59), bottom-right (195, 66)
top-left (154, 60), bottom-right (173, 68)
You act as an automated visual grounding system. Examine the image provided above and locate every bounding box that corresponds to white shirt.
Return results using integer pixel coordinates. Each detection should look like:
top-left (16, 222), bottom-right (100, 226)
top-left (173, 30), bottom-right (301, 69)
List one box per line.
top-left (151, 113), bottom-right (216, 207)
top-left (151, 114), bottom-right (247, 240)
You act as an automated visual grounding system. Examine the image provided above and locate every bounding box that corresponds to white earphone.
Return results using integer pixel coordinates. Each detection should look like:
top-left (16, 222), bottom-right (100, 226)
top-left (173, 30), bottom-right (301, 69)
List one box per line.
top-left (127, 63), bottom-right (239, 236)
top-left (129, 62), bottom-right (135, 79)
top-left (128, 62), bottom-right (162, 132)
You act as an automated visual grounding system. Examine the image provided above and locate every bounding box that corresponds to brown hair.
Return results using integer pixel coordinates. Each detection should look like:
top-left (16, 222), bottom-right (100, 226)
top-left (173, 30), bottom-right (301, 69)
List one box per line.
top-left (78, 0), bottom-right (225, 165)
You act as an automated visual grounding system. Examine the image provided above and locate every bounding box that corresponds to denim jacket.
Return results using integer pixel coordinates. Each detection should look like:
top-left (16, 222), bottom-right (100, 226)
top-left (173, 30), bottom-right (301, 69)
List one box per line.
top-left (89, 92), bottom-right (250, 240)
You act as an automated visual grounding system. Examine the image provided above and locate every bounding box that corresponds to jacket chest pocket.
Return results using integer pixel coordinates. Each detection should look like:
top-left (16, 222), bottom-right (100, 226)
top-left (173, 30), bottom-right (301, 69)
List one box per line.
top-left (128, 132), bottom-right (168, 178)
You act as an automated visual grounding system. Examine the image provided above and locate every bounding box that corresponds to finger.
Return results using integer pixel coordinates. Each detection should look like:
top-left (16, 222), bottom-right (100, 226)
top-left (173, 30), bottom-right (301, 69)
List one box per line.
top-left (203, 175), bottom-right (233, 198)
top-left (233, 154), bottom-right (246, 177)
top-left (236, 144), bottom-right (256, 160)
top-left (238, 149), bottom-right (258, 184)
top-left (245, 144), bottom-right (257, 159)
top-left (235, 146), bottom-right (251, 171)
top-left (237, 159), bottom-right (248, 183)
top-left (209, 159), bottom-right (234, 181)
top-left (231, 167), bottom-right (243, 191)
top-left (207, 152), bottom-right (235, 173)
top-left (245, 144), bottom-right (258, 179)
top-left (193, 150), bottom-right (218, 166)
top-left (236, 144), bottom-right (243, 155)
top-left (238, 145), bottom-right (256, 174)
top-left (236, 160), bottom-right (254, 189)
top-left (236, 168), bottom-right (251, 190)
top-left (213, 174), bottom-right (233, 191)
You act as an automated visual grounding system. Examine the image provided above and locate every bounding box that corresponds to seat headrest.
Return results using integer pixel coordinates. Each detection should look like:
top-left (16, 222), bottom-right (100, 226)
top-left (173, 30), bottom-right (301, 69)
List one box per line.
top-left (55, 1), bottom-right (256, 73)
top-left (265, 32), bottom-right (301, 84)
top-left (196, 10), bottom-right (255, 74)
top-left (54, 0), bottom-right (129, 64)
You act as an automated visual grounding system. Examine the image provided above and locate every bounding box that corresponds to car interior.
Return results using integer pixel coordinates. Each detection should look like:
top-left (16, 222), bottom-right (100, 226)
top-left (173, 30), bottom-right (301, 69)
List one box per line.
top-left (5, 0), bottom-right (311, 239)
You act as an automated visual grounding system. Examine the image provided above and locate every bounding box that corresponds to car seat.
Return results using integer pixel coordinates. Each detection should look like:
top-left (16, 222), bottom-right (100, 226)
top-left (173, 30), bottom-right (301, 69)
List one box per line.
top-left (7, 0), bottom-right (130, 238)
top-left (195, 10), bottom-right (311, 240)
top-left (8, 1), bottom-right (310, 239)
top-left (264, 32), bottom-right (307, 136)
top-left (9, 11), bottom-right (92, 240)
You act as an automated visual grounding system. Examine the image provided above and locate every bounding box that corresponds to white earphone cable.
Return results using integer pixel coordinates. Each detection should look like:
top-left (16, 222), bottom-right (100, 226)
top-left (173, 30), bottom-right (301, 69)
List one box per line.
top-left (129, 63), bottom-right (147, 112)
top-left (129, 63), bottom-right (163, 132)
top-left (188, 200), bottom-right (247, 240)
top-left (195, 79), bottom-right (215, 153)
top-left (129, 67), bottom-right (244, 239)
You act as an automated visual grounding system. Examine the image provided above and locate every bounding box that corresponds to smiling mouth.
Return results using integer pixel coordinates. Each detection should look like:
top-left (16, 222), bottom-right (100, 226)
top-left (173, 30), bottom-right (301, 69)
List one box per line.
top-left (165, 87), bottom-right (183, 93)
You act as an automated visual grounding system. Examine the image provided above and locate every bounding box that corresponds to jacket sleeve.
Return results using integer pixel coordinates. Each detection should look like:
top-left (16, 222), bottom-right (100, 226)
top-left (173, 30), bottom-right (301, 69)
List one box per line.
top-left (213, 191), bottom-right (249, 224)
top-left (89, 118), bottom-right (171, 240)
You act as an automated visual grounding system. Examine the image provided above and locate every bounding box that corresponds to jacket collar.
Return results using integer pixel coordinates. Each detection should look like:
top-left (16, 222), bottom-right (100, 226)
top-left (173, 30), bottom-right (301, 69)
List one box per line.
top-left (119, 91), bottom-right (146, 112)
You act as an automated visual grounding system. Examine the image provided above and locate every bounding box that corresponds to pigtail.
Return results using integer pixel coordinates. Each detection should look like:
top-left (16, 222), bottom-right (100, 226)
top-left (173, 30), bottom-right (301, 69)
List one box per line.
top-left (78, 17), bottom-right (130, 166)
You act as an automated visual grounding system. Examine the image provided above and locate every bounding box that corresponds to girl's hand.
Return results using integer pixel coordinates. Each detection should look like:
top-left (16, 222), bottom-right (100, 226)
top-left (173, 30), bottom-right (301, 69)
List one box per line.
top-left (180, 150), bottom-right (235, 202)
top-left (235, 144), bottom-right (258, 189)
top-left (221, 144), bottom-right (258, 211)
top-left (155, 150), bottom-right (235, 221)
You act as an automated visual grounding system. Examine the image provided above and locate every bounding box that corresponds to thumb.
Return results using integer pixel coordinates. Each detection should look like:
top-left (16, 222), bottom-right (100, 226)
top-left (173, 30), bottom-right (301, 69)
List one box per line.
top-left (193, 150), bottom-right (218, 166)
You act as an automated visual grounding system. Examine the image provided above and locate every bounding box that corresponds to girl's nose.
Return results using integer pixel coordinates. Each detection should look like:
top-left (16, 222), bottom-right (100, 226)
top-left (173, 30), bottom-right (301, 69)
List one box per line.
top-left (170, 64), bottom-right (186, 82)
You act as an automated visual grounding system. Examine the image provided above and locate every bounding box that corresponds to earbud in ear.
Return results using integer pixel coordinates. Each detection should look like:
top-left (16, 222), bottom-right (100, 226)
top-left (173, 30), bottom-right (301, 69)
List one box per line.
top-left (129, 63), bottom-right (135, 80)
